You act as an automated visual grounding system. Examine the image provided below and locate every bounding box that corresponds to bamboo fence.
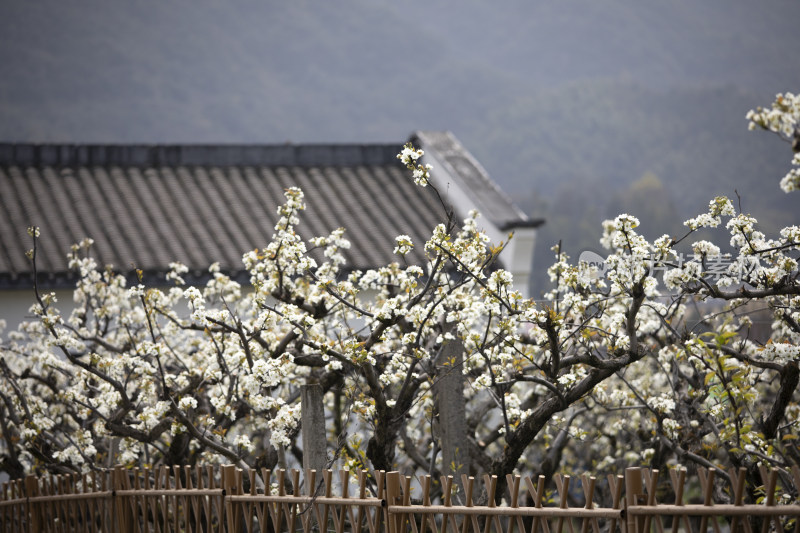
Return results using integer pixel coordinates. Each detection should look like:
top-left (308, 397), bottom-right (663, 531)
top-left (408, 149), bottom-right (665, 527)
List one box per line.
top-left (1, 465), bottom-right (799, 533)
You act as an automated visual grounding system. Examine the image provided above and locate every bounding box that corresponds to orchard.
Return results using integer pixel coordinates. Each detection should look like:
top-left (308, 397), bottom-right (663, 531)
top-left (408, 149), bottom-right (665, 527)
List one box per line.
top-left (1, 93), bottom-right (798, 505)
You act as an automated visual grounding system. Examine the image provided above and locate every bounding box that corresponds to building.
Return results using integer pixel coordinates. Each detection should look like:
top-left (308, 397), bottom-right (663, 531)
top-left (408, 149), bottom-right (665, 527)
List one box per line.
top-left (0, 131), bottom-right (542, 328)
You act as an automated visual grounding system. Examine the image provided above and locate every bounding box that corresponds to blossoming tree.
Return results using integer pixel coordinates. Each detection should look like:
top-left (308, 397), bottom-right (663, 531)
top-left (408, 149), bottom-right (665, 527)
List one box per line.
top-left (1, 93), bottom-right (798, 503)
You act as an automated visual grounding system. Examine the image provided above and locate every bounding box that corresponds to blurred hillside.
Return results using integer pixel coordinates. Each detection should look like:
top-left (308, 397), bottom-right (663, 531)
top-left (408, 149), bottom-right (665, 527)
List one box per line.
top-left (1, 0), bottom-right (798, 295)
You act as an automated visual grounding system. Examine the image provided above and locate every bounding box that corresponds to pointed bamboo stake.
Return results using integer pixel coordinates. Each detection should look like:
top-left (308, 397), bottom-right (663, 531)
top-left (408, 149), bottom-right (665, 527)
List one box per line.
top-left (419, 475), bottom-right (434, 533)
top-left (101, 469), bottom-right (111, 532)
top-left (81, 472), bottom-right (90, 533)
top-left (482, 475), bottom-right (503, 533)
top-left (73, 473), bottom-right (82, 533)
top-left (152, 466), bottom-right (162, 533)
top-left (12, 479), bottom-right (21, 533)
top-left (337, 469), bottom-right (350, 533)
top-left (554, 474), bottom-right (575, 533)
top-left (56, 475), bottom-right (65, 533)
top-left (697, 467), bottom-right (718, 533)
top-left (461, 475), bottom-right (479, 533)
top-left (48, 474), bottom-right (57, 533)
top-left (67, 474), bottom-right (78, 533)
top-left (87, 471), bottom-right (95, 533)
top-left (141, 467), bottom-right (151, 533)
top-left (339, 468), bottom-right (354, 532)
top-left (641, 469), bottom-right (660, 533)
top-left (485, 475), bottom-right (497, 509)
top-left (525, 474), bottom-right (550, 533)
top-left (401, 475), bottom-right (418, 533)
top-left (607, 474), bottom-right (624, 533)
top-left (302, 469), bottom-right (317, 533)
top-left (274, 469), bottom-right (286, 533)
top-left (167, 465), bottom-right (176, 533)
top-left (192, 466), bottom-right (205, 533)
top-left (64, 474), bottom-right (73, 532)
top-left (354, 470), bottom-right (368, 533)
top-left (442, 476), bottom-right (456, 533)
top-left (317, 470), bottom-right (331, 533)
top-left (113, 466), bottom-right (133, 533)
top-left (242, 469), bottom-right (253, 531)
top-left (255, 468), bottom-right (270, 533)
top-left (344, 470), bottom-right (359, 533)
top-left (580, 475), bottom-right (600, 533)
top-left (184, 465), bottom-right (195, 533)
top-left (758, 467), bottom-right (780, 533)
top-left (46, 475), bottom-right (54, 533)
top-left (52, 474), bottom-right (62, 533)
top-left (170, 466), bottom-right (180, 533)
top-left (668, 468), bottom-right (691, 533)
top-left (284, 469), bottom-right (299, 533)
top-left (333, 470), bottom-right (352, 533)
top-left (155, 465), bottom-right (167, 533)
top-left (267, 468), bottom-right (283, 533)
top-left (72, 472), bottom-right (86, 533)
top-left (506, 474), bottom-right (525, 533)
top-left (727, 467), bottom-right (747, 533)
top-left (160, 466), bottom-right (169, 532)
top-left (80, 472), bottom-right (88, 533)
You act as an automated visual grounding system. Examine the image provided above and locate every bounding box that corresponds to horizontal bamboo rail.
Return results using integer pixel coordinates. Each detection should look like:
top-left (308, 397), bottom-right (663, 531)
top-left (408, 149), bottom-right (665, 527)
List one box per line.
top-left (626, 505), bottom-right (800, 517)
top-left (386, 505), bottom-right (624, 518)
top-left (229, 495), bottom-right (386, 506)
top-left (1, 465), bottom-right (799, 533)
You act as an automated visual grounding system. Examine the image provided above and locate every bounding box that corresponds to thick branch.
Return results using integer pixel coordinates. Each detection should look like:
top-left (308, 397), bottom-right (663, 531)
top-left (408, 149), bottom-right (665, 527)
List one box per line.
top-left (760, 361), bottom-right (799, 440)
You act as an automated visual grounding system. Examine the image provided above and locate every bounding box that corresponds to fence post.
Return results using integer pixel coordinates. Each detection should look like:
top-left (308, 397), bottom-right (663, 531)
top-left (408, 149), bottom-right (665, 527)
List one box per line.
top-left (24, 475), bottom-right (40, 533)
top-left (625, 467), bottom-right (645, 533)
top-left (434, 334), bottom-right (468, 478)
top-left (112, 466), bottom-right (133, 533)
top-left (301, 382), bottom-right (328, 477)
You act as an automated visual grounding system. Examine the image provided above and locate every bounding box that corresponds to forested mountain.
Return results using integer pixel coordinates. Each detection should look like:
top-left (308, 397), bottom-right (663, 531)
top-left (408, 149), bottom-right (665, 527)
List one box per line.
top-left (1, 0), bottom-right (798, 294)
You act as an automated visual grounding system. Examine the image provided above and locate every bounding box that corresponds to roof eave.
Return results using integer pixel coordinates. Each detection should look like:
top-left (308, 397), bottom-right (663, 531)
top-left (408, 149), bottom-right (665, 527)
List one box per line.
top-left (499, 218), bottom-right (546, 231)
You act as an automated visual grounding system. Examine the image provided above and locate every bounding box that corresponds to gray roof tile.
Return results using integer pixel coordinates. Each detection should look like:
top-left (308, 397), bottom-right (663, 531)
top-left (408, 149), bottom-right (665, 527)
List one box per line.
top-left (0, 133), bottom-right (538, 289)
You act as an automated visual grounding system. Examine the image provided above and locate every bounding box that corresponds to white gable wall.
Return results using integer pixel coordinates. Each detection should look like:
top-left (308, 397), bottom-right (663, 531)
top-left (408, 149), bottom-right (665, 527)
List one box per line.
top-left (1, 289), bottom-right (67, 334)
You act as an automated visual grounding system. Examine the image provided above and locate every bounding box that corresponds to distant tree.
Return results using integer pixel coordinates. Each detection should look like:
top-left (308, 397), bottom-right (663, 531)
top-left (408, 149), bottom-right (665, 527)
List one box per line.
top-left (606, 171), bottom-right (680, 239)
top-left (1, 93), bottom-right (798, 505)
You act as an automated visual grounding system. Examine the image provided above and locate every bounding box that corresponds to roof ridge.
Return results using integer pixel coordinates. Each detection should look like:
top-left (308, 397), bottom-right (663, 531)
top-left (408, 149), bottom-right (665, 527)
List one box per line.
top-left (0, 142), bottom-right (404, 168)
top-left (413, 131), bottom-right (543, 230)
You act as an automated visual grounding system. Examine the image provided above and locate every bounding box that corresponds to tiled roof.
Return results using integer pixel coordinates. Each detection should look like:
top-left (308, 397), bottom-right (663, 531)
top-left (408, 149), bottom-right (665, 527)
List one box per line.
top-left (412, 132), bottom-right (538, 231)
top-left (0, 132), bottom-right (539, 289)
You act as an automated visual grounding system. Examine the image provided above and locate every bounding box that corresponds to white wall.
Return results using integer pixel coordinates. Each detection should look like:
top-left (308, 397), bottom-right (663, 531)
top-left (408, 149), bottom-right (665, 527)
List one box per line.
top-left (501, 227), bottom-right (537, 299)
top-left (0, 289), bottom-right (67, 334)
